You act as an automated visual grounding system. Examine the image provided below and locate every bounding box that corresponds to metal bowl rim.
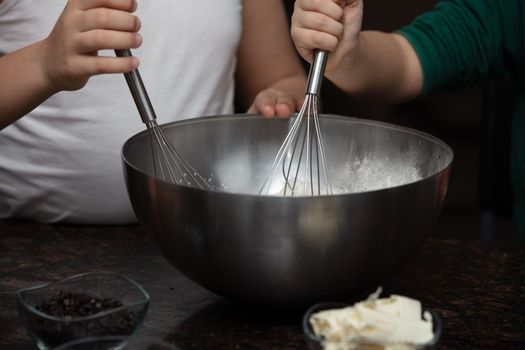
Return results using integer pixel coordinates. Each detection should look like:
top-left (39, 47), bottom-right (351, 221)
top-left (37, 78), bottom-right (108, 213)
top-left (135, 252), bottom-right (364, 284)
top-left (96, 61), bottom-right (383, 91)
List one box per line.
top-left (121, 113), bottom-right (454, 199)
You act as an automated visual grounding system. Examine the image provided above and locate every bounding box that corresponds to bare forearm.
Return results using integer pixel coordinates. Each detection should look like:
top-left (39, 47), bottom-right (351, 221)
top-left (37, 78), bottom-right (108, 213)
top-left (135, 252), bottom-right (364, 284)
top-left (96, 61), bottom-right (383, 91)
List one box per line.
top-left (0, 0), bottom-right (140, 130)
top-left (236, 0), bottom-right (306, 109)
top-left (236, 62), bottom-right (305, 110)
top-left (327, 31), bottom-right (423, 104)
top-left (0, 40), bottom-right (58, 129)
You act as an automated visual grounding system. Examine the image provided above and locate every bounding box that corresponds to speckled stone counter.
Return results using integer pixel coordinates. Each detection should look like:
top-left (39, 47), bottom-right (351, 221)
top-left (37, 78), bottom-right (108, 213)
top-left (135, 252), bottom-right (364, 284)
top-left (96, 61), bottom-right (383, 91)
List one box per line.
top-left (1, 220), bottom-right (524, 349)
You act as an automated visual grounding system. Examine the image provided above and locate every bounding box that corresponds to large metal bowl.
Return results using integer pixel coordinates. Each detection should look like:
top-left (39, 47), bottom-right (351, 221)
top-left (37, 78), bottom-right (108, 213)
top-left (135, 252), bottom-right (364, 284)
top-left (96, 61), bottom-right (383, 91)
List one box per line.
top-left (122, 114), bottom-right (453, 306)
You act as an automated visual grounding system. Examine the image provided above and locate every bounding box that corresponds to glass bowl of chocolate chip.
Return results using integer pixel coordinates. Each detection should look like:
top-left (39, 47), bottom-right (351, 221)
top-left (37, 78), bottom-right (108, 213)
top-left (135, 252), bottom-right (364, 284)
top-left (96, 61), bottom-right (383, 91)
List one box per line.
top-left (16, 272), bottom-right (150, 350)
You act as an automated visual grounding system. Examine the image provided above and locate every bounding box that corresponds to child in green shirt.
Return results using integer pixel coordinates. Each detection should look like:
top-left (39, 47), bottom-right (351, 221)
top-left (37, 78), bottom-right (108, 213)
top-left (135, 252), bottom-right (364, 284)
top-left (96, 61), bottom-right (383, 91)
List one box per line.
top-left (291, 0), bottom-right (525, 240)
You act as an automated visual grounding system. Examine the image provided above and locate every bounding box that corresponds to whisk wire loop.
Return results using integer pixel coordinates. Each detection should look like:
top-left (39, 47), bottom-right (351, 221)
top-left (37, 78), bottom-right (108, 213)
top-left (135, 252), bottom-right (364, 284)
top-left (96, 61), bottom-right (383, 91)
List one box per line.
top-left (260, 91), bottom-right (332, 197)
top-left (146, 120), bottom-right (212, 190)
top-left (259, 49), bottom-right (332, 196)
top-left (312, 100), bottom-right (332, 194)
top-left (115, 48), bottom-right (211, 191)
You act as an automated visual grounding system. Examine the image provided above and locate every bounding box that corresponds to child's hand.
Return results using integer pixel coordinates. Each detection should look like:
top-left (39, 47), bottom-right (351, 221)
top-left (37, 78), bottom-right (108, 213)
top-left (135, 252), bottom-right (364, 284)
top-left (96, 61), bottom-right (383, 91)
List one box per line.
top-left (41, 0), bottom-right (142, 92)
top-left (291, 0), bottom-right (363, 73)
top-left (248, 87), bottom-right (305, 117)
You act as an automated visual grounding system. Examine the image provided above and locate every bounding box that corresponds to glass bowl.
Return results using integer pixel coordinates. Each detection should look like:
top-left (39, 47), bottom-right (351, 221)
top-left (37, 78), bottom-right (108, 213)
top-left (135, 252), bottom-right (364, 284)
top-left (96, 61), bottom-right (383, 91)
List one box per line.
top-left (303, 302), bottom-right (442, 350)
top-left (16, 272), bottom-right (150, 350)
top-left (52, 336), bottom-right (179, 350)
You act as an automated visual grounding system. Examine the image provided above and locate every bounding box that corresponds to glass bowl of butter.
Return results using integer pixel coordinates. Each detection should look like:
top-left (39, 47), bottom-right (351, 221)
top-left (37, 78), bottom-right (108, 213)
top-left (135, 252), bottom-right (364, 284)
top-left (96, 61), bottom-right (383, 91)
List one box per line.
top-left (303, 288), bottom-right (442, 350)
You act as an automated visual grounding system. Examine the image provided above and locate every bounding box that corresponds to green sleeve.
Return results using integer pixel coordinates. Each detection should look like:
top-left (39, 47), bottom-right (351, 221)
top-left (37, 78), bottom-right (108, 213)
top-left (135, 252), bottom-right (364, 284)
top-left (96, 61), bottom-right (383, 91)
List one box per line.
top-left (397, 0), bottom-right (524, 95)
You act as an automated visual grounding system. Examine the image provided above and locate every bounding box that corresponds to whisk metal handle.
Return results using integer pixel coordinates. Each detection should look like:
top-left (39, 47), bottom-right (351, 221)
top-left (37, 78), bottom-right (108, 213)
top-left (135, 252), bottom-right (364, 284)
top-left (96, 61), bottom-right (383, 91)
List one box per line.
top-left (115, 49), bottom-right (157, 124)
top-left (305, 50), bottom-right (328, 96)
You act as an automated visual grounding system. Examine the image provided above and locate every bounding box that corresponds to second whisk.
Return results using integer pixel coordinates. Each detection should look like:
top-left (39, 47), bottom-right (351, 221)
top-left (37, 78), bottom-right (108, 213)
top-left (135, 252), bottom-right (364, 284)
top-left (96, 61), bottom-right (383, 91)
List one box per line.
top-left (260, 50), bottom-right (332, 197)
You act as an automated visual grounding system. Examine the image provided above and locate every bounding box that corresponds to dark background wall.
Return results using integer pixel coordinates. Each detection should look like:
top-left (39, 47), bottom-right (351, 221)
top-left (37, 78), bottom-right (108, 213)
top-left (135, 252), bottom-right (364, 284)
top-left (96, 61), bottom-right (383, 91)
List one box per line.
top-left (280, 0), bottom-right (514, 240)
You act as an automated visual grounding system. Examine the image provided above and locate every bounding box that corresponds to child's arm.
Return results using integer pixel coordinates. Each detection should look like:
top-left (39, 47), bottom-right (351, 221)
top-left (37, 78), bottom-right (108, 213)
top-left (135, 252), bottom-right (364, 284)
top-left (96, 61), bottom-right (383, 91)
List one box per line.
top-left (0, 0), bottom-right (141, 129)
top-left (236, 0), bottom-right (307, 117)
top-left (291, 0), bottom-right (423, 103)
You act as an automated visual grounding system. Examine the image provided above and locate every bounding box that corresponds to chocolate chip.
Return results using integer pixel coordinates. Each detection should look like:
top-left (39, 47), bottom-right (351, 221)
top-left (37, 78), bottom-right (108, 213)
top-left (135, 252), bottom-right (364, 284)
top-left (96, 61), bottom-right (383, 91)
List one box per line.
top-left (26, 291), bottom-right (143, 348)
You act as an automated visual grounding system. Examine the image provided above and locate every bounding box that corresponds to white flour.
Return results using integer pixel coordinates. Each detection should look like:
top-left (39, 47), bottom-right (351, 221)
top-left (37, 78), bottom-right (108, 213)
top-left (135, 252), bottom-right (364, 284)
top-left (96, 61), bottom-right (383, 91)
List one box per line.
top-left (333, 156), bottom-right (422, 194)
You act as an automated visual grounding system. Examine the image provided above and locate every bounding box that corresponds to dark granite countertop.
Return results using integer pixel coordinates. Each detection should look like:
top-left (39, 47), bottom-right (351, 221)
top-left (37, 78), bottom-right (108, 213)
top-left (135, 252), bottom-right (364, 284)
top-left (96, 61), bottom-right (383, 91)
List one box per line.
top-left (0, 220), bottom-right (524, 349)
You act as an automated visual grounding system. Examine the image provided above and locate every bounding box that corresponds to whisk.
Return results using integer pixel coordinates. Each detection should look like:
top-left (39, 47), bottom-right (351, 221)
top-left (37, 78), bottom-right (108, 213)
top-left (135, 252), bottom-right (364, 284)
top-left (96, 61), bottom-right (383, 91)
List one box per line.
top-left (259, 50), bottom-right (332, 196)
top-left (115, 49), bottom-right (212, 190)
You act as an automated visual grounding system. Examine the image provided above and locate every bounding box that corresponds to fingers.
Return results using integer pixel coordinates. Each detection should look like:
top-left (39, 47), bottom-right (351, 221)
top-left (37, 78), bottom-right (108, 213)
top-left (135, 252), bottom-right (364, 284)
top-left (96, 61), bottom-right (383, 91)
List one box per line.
top-left (42, 0), bottom-right (143, 91)
top-left (79, 8), bottom-right (141, 32)
top-left (76, 0), bottom-right (137, 12)
top-left (70, 1), bottom-right (142, 52)
top-left (292, 0), bottom-right (344, 55)
top-left (250, 89), bottom-right (299, 118)
top-left (76, 55), bottom-right (140, 76)
top-left (295, 96), bottom-right (306, 111)
top-left (296, 0), bottom-right (344, 21)
top-left (44, 53), bottom-right (139, 92)
top-left (274, 93), bottom-right (297, 117)
top-left (295, 11), bottom-right (343, 40)
top-left (292, 26), bottom-right (341, 53)
top-left (75, 30), bottom-right (142, 53)
top-left (250, 94), bottom-right (276, 117)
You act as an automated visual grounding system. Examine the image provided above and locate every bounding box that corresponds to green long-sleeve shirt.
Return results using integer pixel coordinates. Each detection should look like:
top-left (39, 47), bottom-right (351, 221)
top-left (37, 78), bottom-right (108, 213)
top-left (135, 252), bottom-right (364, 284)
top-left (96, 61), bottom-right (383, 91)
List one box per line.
top-left (398, 0), bottom-right (525, 240)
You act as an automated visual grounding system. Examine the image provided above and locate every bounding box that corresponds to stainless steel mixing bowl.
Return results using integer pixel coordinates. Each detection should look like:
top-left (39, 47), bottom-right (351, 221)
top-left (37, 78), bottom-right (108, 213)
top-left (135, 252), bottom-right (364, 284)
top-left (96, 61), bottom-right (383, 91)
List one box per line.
top-left (122, 114), bottom-right (453, 306)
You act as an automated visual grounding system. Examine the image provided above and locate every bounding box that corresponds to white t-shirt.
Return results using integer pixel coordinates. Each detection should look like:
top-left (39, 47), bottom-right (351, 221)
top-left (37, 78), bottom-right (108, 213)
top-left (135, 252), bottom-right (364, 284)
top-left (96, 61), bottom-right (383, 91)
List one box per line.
top-left (0, 0), bottom-right (242, 224)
